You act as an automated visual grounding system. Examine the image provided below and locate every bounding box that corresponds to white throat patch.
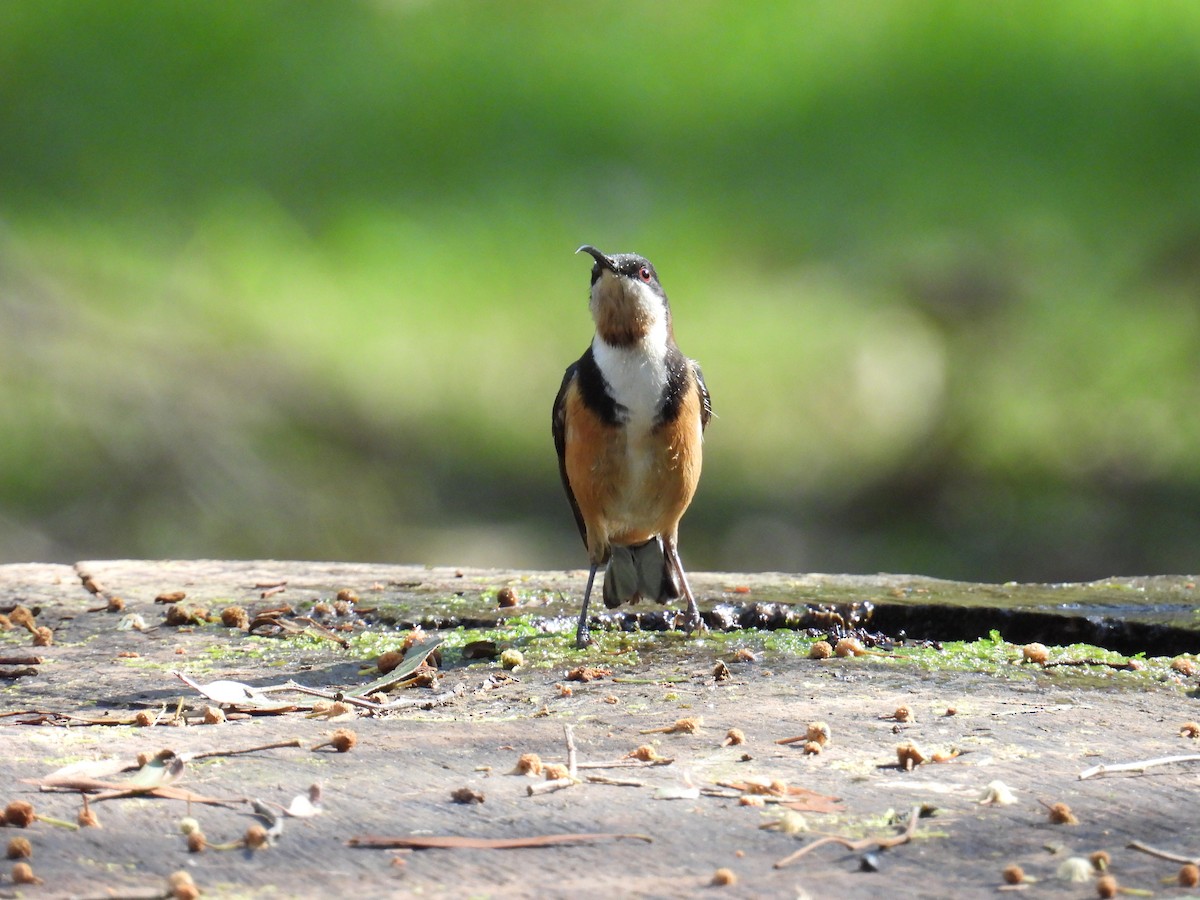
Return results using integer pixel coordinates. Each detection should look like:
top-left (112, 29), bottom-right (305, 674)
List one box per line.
top-left (591, 311), bottom-right (670, 431)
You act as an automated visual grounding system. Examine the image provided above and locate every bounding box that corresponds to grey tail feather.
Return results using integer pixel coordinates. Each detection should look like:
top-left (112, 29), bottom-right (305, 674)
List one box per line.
top-left (602, 537), bottom-right (681, 609)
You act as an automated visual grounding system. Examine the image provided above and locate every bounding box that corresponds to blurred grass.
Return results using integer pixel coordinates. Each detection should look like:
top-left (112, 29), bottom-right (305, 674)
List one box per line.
top-left (1, 1), bottom-right (1199, 579)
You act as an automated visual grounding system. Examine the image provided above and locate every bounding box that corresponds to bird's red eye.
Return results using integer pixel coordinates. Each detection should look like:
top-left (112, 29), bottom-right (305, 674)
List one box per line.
top-left (638, 266), bottom-right (653, 283)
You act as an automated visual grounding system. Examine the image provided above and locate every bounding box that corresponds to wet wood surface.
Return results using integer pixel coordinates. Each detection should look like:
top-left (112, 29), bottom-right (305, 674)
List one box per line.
top-left (2, 560), bottom-right (1199, 898)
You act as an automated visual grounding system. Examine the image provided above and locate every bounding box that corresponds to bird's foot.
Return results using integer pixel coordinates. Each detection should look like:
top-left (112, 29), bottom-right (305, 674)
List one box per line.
top-left (574, 626), bottom-right (595, 650)
top-left (676, 611), bottom-right (707, 635)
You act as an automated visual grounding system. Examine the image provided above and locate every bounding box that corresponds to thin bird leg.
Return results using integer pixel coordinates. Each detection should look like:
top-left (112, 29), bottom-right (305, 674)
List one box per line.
top-left (576, 563), bottom-right (599, 649)
top-left (664, 538), bottom-right (703, 634)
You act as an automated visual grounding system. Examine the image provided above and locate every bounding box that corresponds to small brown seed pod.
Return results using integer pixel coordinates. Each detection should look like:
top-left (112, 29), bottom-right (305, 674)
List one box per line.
top-left (12, 861), bottom-right (41, 885)
top-left (896, 742), bottom-right (926, 771)
top-left (3, 801), bottom-right (35, 828)
top-left (163, 605), bottom-right (192, 627)
top-left (1179, 863), bottom-right (1200, 887)
top-left (834, 637), bottom-right (863, 657)
top-left (1022, 643), bottom-right (1049, 665)
top-left (627, 745), bottom-right (661, 761)
top-left (711, 867), bottom-right (737, 886)
top-left (514, 753), bottom-right (543, 776)
top-left (244, 824), bottom-right (270, 850)
top-left (808, 640), bottom-right (833, 660)
top-left (1170, 656), bottom-right (1197, 676)
top-left (329, 728), bottom-right (357, 753)
top-left (77, 796), bottom-right (101, 828)
top-left (805, 722), bottom-right (832, 746)
top-left (1047, 801), bottom-right (1078, 825)
top-left (168, 869), bottom-right (199, 900)
top-left (400, 627), bottom-right (425, 652)
top-left (376, 650), bottom-right (403, 674)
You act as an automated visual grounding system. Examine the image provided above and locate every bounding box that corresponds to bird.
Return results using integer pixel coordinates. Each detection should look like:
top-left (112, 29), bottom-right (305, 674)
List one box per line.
top-left (552, 244), bottom-right (712, 649)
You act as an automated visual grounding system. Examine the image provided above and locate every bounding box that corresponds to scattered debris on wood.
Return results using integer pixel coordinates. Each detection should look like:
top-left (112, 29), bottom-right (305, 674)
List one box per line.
top-left (774, 805), bottom-right (927, 868)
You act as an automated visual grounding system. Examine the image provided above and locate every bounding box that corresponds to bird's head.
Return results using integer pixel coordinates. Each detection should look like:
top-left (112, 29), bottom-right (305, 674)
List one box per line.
top-left (576, 244), bottom-right (672, 348)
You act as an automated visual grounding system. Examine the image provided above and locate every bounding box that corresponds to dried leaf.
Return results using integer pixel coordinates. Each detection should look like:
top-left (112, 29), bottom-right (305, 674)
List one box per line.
top-left (284, 786), bottom-right (322, 818)
top-left (34, 758), bottom-right (134, 787)
top-left (90, 785), bottom-right (240, 806)
top-left (116, 613), bottom-right (150, 632)
top-left (347, 638), bottom-right (444, 697)
top-left (173, 673), bottom-right (274, 706)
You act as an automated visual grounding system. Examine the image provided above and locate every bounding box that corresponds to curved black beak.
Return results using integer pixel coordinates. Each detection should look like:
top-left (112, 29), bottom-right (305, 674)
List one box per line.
top-left (576, 244), bottom-right (616, 272)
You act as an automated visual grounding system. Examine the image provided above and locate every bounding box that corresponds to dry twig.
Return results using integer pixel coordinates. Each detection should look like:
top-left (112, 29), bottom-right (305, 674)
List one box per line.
top-left (585, 775), bottom-right (647, 787)
top-left (0, 667), bottom-right (38, 680)
top-left (574, 757), bottom-right (674, 769)
top-left (1044, 658), bottom-right (1141, 671)
top-left (181, 739), bottom-right (303, 762)
top-left (0, 656), bottom-right (43, 666)
top-left (348, 833), bottom-right (652, 850)
top-left (565, 724), bottom-right (578, 779)
top-left (1127, 840), bottom-right (1200, 866)
top-left (526, 777), bottom-right (575, 796)
top-left (1079, 754), bottom-right (1200, 780)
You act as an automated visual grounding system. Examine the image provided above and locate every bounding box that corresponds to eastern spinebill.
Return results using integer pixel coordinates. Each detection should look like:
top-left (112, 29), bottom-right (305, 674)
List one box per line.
top-left (552, 245), bottom-right (711, 648)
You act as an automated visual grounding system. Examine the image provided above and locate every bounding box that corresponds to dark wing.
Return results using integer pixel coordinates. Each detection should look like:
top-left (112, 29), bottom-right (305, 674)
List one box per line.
top-left (552, 361), bottom-right (588, 545)
top-left (693, 361), bottom-right (712, 431)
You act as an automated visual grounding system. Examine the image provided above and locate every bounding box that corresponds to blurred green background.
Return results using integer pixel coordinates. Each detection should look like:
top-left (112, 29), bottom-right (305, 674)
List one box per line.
top-left (2, 1), bottom-right (1199, 582)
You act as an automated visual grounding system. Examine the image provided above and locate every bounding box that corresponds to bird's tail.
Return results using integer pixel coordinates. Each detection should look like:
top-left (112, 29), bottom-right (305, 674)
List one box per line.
top-left (602, 537), bottom-right (681, 609)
